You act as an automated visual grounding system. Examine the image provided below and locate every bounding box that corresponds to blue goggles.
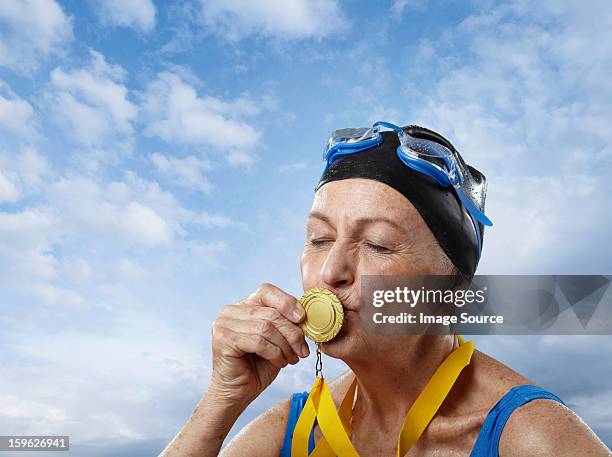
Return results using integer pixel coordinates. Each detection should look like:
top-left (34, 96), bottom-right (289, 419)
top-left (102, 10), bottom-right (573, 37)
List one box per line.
top-left (323, 121), bottom-right (492, 255)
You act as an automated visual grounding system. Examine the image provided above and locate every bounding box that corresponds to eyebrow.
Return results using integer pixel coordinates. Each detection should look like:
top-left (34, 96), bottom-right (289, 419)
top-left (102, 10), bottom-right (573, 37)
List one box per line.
top-left (307, 210), bottom-right (408, 233)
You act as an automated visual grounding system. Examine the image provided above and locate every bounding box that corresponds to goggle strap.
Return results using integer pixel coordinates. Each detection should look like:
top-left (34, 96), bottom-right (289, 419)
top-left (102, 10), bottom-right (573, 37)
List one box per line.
top-left (325, 137), bottom-right (383, 164)
top-left (396, 147), bottom-right (451, 187)
top-left (465, 203), bottom-right (482, 262)
top-left (373, 121), bottom-right (404, 134)
top-left (456, 187), bottom-right (493, 227)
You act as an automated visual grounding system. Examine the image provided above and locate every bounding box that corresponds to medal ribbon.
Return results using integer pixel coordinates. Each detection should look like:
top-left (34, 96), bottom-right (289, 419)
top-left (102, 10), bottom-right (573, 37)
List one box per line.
top-left (292, 336), bottom-right (474, 457)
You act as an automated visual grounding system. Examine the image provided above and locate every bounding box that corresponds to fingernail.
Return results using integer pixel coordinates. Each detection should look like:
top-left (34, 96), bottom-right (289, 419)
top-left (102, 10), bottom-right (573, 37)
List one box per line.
top-left (293, 307), bottom-right (304, 321)
top-left (301, 342), bottom-right (310, 357)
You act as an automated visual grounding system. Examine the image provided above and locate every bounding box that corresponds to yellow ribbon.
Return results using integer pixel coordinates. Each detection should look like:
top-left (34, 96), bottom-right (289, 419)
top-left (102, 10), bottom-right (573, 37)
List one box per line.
top-left (292, 336), bottom-right (474, 457)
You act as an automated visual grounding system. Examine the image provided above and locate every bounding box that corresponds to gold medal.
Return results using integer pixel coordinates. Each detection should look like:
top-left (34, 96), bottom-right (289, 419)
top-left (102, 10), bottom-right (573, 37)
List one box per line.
top-left (298, 288), bottom-right (344, 343)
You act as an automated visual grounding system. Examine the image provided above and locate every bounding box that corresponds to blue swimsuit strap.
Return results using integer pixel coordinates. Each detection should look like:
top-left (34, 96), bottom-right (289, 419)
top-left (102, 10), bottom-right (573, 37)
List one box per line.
top-left (280, 385), bottom-right (564, 457)
top-left (469, 384), bottom-right (565, 457)
top-left (280, 392), bottom-right (315, 457)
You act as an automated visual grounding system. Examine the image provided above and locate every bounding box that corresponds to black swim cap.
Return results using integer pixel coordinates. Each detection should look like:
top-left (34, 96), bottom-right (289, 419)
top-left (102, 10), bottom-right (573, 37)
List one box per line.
top-left (315, 126), bottom-right (488, 277)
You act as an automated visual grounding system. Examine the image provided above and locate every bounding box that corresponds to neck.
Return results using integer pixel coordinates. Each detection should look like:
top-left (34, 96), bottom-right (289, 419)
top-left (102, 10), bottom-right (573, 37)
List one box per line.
top-left (346, 335), bottom-right (458, 428)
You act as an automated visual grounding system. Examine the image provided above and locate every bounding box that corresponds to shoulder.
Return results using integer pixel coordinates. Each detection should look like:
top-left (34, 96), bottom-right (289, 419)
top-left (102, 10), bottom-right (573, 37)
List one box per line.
top-left (499, 393), bottom-right (611, 457)
top-left (442, 349), bottom-right (535, 416)
top-left (462, 349), bottom-right (609, 456)
top-left (220, 395), bottom-right (292, 457)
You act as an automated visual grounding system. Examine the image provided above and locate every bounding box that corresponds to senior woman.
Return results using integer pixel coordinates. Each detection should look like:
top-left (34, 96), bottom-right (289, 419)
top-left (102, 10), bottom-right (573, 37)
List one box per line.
top-left (159, 124), bottom-right (610, 457)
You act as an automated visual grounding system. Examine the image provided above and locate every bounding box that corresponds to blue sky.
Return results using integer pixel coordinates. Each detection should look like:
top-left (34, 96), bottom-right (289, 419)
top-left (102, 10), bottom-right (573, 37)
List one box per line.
top-left (1, 0), bottom-right (611, 455)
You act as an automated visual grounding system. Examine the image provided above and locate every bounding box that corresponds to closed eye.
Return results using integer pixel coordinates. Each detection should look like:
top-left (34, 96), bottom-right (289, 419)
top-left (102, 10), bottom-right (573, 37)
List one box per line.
top-left (309, 239), bottom-right (333, 247)
top-left (365, 242), bottom-right (392, 253)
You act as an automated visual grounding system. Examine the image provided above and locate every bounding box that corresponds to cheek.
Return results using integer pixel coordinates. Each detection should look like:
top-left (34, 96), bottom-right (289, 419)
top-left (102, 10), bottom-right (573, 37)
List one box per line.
top-left (360, 254), bottom-right (405, 275)
top-left (300, 250), bottom-right (325, 289)
top-left (360, 251), bottom-right (434, 275)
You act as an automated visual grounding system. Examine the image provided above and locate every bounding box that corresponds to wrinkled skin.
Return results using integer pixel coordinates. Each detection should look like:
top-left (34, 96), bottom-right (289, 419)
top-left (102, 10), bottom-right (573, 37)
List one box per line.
top-left (160, 178), bottom-right (611, 457)
top-left (301, 178), bottom-right (457, 361)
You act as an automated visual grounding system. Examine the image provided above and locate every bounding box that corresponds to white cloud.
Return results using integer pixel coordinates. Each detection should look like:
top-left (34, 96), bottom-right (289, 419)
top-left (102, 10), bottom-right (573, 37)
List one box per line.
top-left (188, 211), bottom-right (235, 228)
top-left (0, 0), bottom-right (72, 75)
top-left (0, 148), bottom-right (50, 199)
top-left (390, 0), bottom-right (426, 17)
top-left (96, 0), bottom-right (156, 33)
top-left (125, 202), bottom-right (174, 245)
top-left (278, 162), bottom-right (307, 173)
top-left (0, 317), bottom-right (206, 443)
top-left (47, 50), bottom-right (137, 149)
top-left (0, 162), bottom-right (238, 315)
top-left (403, 0), bottom-right (612, 274)
top-left (151, 152), bottom-right (213, 194)
top-left (50, 176), bottom-right (173, 247)
top-left (28, 282), bottom-right (86, 309)
top-left (227, 149), bottom-right (255, 169)
top-left (16, 148), bottom-right (50, 188)
top-left (412, 1), bottom-right (612, 172)
top-left (0, 81), bottom-right (37, 139)
top-left (0, 152), bottom-right (86, 308)
top-left (478, 174), bottom-right (611, 274)
top-left (142, 71), bottom-right (260, 163)
top-left (0, 394), bottom-right (67, 422)
top-left (183, 240), bottom-right (230, 269)
top-left (39, 171), bottom-right (236, 250)
top-left (0, 168), bottom-right (19, 202)
top-left (198, 0), bottom-right (347, 41)
top-left (120, 171), bottom-right (236, 230)
top-left (116, 258), bottom-right (146, 280)
top-left (0, 208), bottom-right (60, 280)
top-left (0, 163), bottom-right (238, 317)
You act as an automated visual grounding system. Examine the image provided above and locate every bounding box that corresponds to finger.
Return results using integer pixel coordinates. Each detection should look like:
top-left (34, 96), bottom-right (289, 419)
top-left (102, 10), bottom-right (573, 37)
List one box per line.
top-left (218, 303), bottom-right (309, 358)
top-left (216, 316), bottom-right (299, 364)
top-left (232, 306), bottom-right (309, 358)
top-left (219, 327), bottom-right (288, 369)
top-left (248, 283), bottom-right (304, 324)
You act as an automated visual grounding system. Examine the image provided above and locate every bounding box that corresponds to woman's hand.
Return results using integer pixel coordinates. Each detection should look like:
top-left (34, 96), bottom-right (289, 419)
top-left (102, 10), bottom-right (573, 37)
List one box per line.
top-left (209, 283), bottom-right (310, 406)
top-left (158, 284), bottom-right (309, 457)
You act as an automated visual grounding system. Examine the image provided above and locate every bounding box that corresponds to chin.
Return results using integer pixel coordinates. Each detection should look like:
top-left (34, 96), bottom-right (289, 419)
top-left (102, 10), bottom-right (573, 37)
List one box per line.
top-left (318, 336), bottom-right (352, 360)
top-left (318, 311), bottom-right (361, 359)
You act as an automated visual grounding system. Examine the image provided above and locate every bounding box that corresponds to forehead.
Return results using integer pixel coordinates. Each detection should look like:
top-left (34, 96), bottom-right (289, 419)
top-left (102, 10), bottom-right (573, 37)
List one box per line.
top-left (309, 178), bottom-right (420, 230)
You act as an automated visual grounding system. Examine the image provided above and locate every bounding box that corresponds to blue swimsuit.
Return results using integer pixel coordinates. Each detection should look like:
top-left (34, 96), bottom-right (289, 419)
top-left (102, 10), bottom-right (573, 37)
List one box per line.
top-left (280, 384), bottom-right (564, 457)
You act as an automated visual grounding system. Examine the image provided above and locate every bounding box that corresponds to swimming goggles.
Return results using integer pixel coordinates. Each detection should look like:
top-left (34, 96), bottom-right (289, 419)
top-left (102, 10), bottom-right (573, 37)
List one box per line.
top-left (323, 121), bottom-right (492, 254)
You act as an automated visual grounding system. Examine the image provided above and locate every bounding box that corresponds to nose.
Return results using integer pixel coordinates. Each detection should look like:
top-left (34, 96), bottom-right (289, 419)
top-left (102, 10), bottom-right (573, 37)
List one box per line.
top-left (320, 240), bottom-right (355, 289)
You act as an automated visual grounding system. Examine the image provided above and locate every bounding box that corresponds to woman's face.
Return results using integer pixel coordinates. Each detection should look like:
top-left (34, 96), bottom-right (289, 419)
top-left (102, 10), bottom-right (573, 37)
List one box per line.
top-left (300, 178), bottom-right (453, 358)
